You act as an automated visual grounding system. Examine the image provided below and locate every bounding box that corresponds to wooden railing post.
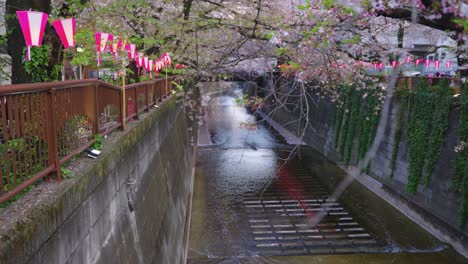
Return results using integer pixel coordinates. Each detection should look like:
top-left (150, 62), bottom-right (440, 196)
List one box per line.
top-left (145, 83), bottom-right (149, 111)
top-left (47, 88), bottom-right (62, 181)
top-left (134, 86), bottom-right (139, 120)
top-left (94, 83), bottom-right (100, 134)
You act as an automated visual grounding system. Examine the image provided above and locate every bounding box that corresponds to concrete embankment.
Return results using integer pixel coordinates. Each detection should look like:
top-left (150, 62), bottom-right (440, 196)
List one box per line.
top-left (0, 95), bottom-right (197, 264)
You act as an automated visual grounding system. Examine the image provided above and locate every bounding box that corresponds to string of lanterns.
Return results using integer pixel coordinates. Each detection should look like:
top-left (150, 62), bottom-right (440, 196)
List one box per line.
top-left (332, 55), bottom-right (453, 71)
top-left (16, 10), bottom-right (173, 76)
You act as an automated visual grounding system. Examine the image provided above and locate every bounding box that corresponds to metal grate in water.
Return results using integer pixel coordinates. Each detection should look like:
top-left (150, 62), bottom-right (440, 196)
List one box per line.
top-left (243, 166), bottom-right (380, 256)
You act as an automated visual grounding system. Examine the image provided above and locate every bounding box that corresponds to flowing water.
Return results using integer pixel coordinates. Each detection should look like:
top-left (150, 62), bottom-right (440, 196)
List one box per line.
top-left (188, 87), bottom-right (466, 263)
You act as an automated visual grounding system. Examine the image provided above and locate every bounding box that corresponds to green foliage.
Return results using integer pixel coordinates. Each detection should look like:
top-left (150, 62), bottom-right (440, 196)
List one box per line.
top-left (163, 67), bottom-right (185, 77)
top-left (171, 81), bottom-right (184, 93)
top-left (405, 79), bottom-right (452, 193)
top-left (451, 83), bottom-right (468, 227)
top-left (61, 166), bottom-right (73, 179)
top-left (425, 81), bottom-right (451, 185)
top-left (341, 35), bottom-right (360, 45)
top-left (71, 29), bottom-right (95, 66)
top-left (235, 94), bottom-right (265, 111)
top-left (1, 135), bottom-right (47, 196)
top-left (297, 0), bottom-right (311, 10)
top-left (453, 18), bottom-right (468, 31)
top-left (23, 45), bottom-right (61, 83)
top-left (357, 89), bottom-right (381, 160)
top-left (406, 80), bottom-right (435, 193)
top-left (93, 134), bottom-right (104, 151)
top-left (265, 31), bottom-right (276, 40)
top-left (335, 84), bottom-right (383, 164)
top-left (276, 47), bottom-right (287, 58)
top-left (390, 94), bottom-right (407, 178)
top-left (343, 88), bottom-right (361, 163)
top-left (322, 0), bottom-right (336, 10)
top-left (361, 0), bottom-right (371, 9)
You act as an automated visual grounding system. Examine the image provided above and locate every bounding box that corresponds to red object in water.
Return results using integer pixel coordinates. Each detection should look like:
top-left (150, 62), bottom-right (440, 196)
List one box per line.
top-left (277, 163), bottom-right (313, 218)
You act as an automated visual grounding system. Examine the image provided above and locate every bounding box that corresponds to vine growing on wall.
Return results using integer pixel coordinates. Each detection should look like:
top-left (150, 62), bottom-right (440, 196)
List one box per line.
top-left (334, 78), bottom-right (467, 227)
top-left (406, 80), bottom-right (434, 193)
top-left (405, 79), bottom-right (452, 193)
top-left (390, 88), bottom-right (409, 178)
top-left (452, 82), bottom-right (468, 228)
top-left (343, 89), bottom-right (362, 164)
top-left (335, 84), bottom-right (383, 165)
top-left (359, 89), bottom-right (382, 161)
top-left (425, 81), bottom-right (451, 185)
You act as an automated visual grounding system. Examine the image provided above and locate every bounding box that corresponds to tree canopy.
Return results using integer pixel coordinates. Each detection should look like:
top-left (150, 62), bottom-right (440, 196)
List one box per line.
top-left (1, 0), bottom-right (466, 84)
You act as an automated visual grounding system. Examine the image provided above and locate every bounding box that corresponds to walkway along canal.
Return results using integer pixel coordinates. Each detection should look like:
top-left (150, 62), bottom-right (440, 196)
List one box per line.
top-left (187, 83), bottom-right (467, 263)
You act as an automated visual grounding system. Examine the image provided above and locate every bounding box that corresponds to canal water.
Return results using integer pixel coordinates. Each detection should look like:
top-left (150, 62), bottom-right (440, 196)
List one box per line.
top-left (188, 86), bottom-right (466, 263)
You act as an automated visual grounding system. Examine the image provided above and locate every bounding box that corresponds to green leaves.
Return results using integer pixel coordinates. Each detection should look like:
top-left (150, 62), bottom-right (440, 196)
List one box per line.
top-left (322, 0), bottom-right (335, 10)
top-left (341, 35), bottom-right (360, 44)
top-left (275, 47), bottom-right (287, 57)
top-left (23, 45), bottom-right (60, 83)
top-left (335, 84), bottom-right (382, 165)
top-left (297, 0), bottom-right (311, 11)
top-left (93, 134), bottom-right (104, 151)
top-left (453, 18), bottom-right (468, 31)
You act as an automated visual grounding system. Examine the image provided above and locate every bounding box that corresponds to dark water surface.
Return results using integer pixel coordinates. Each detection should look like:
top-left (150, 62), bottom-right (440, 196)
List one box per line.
top-left (188, 88), bottom-right (466, 263)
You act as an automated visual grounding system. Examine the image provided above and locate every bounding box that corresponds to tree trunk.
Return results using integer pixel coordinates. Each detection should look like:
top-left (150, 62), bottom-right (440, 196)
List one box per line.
top-left (6, 0), bottom-right (51, 84)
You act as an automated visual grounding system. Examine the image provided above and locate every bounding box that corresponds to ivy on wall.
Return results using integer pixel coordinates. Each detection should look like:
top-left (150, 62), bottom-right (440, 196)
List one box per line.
top-left (425, 81), bottom-right (451, 185)
top-left (398, 80), bottom-right (451, 193)
top-left (335, 85), bottom-right (382, 165)
top-left (390, 89), bottom-right (408, 178)
top-left (452, 82), bottom-right (468, 228)
top-left (335, 78), bottom-right (467, 228)
top-left (390, 79), bottom-right (467, 228)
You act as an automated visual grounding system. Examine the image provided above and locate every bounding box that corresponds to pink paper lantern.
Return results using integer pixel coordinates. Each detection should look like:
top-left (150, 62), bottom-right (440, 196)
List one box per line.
top-left (16, 11), bottom-right (49, 61)
top-left (446, 61), bottom-right (452, 68)
top-left (378, 63), bottom-right (384, 70)
top-left (160, 60), bottom-right (164, 70)
top-left (109, 36), bottom-right (123, 65)
top-left (52, 18), bottom-right (76, 49)
top-left (406, 56), bottom-right (411, 63)
top-left (143, 57), bottom-right (149, 71)
top-left (434, 60), bottom-right (440, 68)
top-left (424, 59), bottom-right (431, 67)
top-left (95, 32), bottom-right (110, 67)
top-left (149, 59), bottom-right (153, 78)
top-left (391, 61), bottom-right (397, 68)
top-left (161, 53), bottom-right (172, 67)
top-left (125, 44), bottom-right (136, 60)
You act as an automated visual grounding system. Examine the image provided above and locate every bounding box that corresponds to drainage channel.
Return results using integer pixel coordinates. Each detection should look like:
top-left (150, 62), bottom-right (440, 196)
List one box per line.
top-left (242, 159), bottom-right (381, 256)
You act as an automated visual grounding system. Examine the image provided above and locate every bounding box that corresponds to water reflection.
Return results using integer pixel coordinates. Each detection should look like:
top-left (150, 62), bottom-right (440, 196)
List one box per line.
top-left (199, 88), bottom-right (281, 148)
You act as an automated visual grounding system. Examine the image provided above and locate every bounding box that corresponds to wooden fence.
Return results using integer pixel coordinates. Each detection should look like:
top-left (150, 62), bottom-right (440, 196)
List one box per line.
top-left (0, 77), bottom-right (177, 203)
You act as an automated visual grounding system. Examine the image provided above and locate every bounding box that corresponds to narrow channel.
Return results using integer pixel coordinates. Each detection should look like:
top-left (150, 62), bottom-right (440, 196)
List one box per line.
top-left (187, 84), bottom-right (466, 263)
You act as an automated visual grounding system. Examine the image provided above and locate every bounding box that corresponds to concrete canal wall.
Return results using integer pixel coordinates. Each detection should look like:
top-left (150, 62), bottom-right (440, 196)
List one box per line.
top-left (257, 78), bottom-right (467, 255)
top-left (0, 96), bottom-right (197, 264)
